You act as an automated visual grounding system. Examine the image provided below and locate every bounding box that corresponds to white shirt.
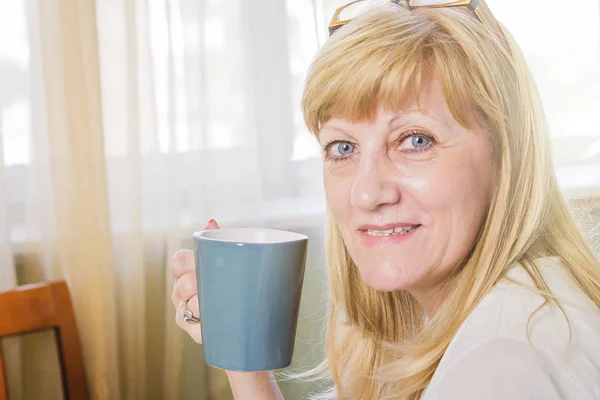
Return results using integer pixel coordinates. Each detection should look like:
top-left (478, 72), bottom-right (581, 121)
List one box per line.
top-left (422, 257), bottom-right (600, 400)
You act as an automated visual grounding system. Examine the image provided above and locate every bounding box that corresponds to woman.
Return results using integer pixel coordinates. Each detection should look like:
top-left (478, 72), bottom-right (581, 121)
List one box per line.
top-left (171, 1), bottom-right (600, 398)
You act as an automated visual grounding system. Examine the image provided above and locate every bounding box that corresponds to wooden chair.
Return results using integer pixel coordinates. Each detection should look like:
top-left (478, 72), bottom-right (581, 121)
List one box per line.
top-left (0, 281), bottom-right (89, 399)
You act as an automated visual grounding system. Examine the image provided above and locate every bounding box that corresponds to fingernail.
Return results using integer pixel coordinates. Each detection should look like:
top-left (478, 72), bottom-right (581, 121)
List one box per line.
top-left (208, 219), bottom-right (216, 224)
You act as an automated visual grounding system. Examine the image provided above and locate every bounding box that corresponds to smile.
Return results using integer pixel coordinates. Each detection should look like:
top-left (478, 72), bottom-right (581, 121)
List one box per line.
top-left (363, 225), bottom-right (421, 236)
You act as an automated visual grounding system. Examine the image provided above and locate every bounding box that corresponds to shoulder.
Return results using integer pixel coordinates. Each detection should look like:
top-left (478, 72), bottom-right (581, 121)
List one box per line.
top-left (434, 338), bottom-right (564, 400)
top-left (429, 333), bottom-right (600, 400)
top-left (424, 258), bottom-right (600, 399)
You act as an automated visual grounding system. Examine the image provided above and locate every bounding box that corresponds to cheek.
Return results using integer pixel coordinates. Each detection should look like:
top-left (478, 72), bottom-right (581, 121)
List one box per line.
top-left (405, 151), bottom-right (493, 215)
top-left (434, 166), bottom-right (493, 263)
top-left (323, 169), bottom-right (353, 216)
top-left (400, 154), bottom-right (493, 266)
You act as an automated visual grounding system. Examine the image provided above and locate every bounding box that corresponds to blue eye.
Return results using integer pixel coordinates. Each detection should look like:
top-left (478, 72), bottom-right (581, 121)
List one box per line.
top-left (397, 132), bottom-right (434, 152)
top-left (331, 141), bottom-right (355, 156)
top-left (411, 135), bottom-right (430, 148)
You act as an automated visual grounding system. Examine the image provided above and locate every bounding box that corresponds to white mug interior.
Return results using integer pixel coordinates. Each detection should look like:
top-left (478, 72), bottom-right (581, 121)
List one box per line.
top-left (194, 228), bottom-right (307, 244)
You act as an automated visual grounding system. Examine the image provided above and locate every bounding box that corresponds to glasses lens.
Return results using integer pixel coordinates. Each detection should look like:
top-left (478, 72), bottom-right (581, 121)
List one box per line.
top-left (337, 1), bottom-right (370, 22)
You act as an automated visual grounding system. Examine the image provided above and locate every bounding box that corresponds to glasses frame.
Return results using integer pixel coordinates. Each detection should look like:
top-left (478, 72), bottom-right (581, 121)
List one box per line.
top-left (328, 0), bottom-right (506, 47)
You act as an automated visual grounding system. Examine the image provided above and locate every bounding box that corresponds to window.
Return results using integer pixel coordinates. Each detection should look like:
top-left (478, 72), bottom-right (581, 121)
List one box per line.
top-left (0, 2), bottom-right (31, 166)
top-left (1, 0), bottom-right (599, 242)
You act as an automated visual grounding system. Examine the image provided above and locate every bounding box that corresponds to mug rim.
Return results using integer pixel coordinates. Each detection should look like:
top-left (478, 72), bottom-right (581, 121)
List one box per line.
top-left (193, 227), bottom-right (308, 245)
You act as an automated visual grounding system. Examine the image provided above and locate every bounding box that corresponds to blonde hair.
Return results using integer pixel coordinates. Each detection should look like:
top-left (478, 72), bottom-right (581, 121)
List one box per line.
top-left (299, 2), bottom-right (600, 399)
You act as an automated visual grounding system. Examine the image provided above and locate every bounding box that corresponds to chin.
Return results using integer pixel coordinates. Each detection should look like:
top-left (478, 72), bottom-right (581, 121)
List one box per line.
top-left (356, 261), bottom-right (420, 292)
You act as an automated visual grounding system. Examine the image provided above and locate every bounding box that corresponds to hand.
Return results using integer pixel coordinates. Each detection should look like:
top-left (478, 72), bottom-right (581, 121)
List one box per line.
top-left (171, 219), bottom-right (220, 344)
top-left (171, 220), bottom-right (285, 399)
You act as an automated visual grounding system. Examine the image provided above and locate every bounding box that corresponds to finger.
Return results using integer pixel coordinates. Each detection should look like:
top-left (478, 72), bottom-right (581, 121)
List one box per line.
top-left (171, 220), bottom-right (218, 281)
top-left (205, 219), bottom-right (220, 230)
top-left (171, 280), bottom-right (178, 307)
top-left (171, 249), bottom-right (195, 280)
top-left (186, 294), bottom-right (200, 317)
top-left (174, 302), bottom-right (203, 344)
top-left (185, 322), bottom-right (203, 344)
top-left (173, 271), bottom-right (197, 305)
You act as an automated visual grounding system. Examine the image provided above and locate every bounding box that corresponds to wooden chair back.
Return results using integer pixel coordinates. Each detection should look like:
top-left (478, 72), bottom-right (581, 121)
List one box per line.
top-left (0, 281), bottom-right (88, 399)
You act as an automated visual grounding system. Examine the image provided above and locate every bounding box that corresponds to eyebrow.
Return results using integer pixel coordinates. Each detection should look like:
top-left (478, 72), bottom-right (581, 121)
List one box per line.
top-left (320, 109), bottom-right (444, 135)
top-left (388, 109), bottom-right (422, 124)
top-left (319, 125), bottom-right (347, 134)
top-left (320, 113), bottom-right (417, 131)
top-left (389, 109), bottom-right (439, 124)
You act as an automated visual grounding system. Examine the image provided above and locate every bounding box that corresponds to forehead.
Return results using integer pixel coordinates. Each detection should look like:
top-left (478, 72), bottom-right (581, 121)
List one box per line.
top-left (322, 76), bottom-right (462, 131)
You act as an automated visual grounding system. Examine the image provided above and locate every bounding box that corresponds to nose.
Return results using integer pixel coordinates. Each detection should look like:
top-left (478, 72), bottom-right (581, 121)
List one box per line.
top-left (350, 155), bottom-right (401, 211)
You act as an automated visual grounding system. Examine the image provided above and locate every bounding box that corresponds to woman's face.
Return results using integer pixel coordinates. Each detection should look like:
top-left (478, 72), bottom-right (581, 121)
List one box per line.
top-left (320, 77), bottom-right (494, 306)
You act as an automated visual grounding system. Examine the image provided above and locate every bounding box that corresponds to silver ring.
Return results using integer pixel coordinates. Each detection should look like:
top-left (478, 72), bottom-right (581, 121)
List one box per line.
top-left (182, 299), bottom-right (200, 324)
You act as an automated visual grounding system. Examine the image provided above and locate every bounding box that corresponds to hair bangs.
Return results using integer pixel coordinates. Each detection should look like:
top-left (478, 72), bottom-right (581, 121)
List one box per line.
top-left (302, 6), bottom-right (489, 137)
top-left (302, 39), bottom-right (429, 136)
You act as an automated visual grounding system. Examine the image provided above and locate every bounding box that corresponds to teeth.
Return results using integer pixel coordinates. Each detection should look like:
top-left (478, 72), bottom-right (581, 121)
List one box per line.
top-left (365, 225), bottom-right (418, 236)
top-left (394, 226), bottom-right (416, 234)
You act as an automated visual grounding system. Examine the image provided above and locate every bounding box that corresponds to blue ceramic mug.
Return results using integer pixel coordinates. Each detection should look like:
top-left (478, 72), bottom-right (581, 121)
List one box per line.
top-left (193, 228), bottom-right (309, 372)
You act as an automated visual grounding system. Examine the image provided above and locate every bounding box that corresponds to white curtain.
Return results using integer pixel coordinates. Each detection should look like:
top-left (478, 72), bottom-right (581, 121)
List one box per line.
top-left (0, 0), bottom-right (598, 399)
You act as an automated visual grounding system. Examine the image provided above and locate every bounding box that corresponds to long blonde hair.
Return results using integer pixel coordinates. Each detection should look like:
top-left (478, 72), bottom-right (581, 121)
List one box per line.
top-left (299, 2), bottom-right (600, 399)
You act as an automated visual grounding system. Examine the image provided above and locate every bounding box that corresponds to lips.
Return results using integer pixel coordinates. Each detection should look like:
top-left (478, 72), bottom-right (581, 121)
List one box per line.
top-left (363, 225), bottom-right (420, 236)
top-left (358, 223), bottom-right (421, 233)
top-left (356, 223), bottom-right (422, 246)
